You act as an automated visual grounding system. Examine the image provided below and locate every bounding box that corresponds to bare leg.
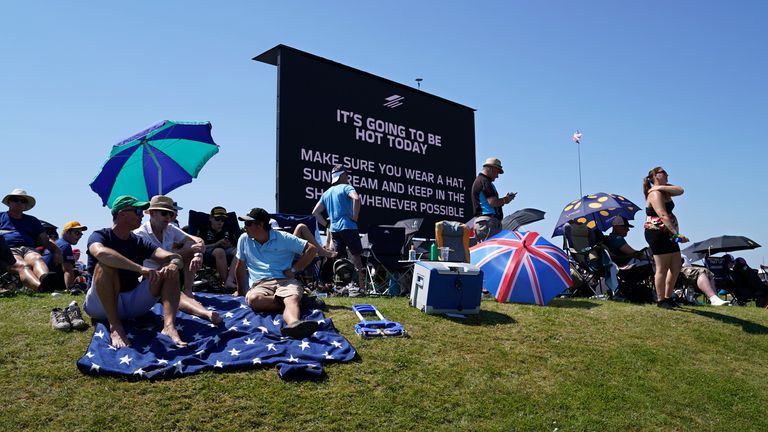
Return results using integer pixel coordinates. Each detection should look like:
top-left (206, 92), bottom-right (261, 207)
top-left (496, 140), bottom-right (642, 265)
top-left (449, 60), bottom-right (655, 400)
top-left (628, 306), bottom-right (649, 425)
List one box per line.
top-left (282, 294), bottom-right (301, 324)
top-left (13, 255), bottom-right (41, 290)
top-left (150, 273), bottom-right (186, 347)
top-left (179, 291), bottom-right (222, 324)
top-left (225, 257), bottom-right (241, 296)
top-left (350, 253), bottom-right (364, 288)
top-left (696, 273), bottom-right (717, 298)
top-left (652, 254), bottom-right (670, 300)
top-left (664, 252), bottom-right (682, 299)
top-left (25, 252), bottom-right (49, 278)
top-left (92, 264), bottom-right (130, 348)
top-left (246, 291), bottom-right (284, 313)
top-left (212, 248), bottom-right (229, 284)
top-left (293, 224), bottom-right (336, 258)
top-left (177, 247), bottom-right (196, 296)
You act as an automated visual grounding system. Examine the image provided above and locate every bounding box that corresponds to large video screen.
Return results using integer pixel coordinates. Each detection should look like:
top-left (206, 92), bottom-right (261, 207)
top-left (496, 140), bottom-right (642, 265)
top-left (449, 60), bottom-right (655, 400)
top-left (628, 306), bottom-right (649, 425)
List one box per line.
top-left (255, 45), bottom-right (476, 238)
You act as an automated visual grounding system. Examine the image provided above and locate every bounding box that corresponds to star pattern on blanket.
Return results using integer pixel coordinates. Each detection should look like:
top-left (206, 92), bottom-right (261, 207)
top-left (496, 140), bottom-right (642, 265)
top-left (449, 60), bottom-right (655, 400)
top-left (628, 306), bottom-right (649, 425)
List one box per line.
top-left (77, 293), bottom-right (357, 380)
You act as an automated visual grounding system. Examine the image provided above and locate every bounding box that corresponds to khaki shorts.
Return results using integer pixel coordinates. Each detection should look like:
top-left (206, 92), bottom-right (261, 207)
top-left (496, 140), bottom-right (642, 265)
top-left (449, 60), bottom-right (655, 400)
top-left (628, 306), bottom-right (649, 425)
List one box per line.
top-left (679, 266), bottom-right (713, 286)
top-left (246, 278), bottom-right (303, 301)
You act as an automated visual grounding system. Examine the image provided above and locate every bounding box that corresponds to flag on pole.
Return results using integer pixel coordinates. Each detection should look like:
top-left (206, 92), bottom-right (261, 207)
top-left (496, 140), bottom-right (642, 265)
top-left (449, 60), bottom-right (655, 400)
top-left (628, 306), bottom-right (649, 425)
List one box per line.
top-left (572, 130), bottom-right (582, 144)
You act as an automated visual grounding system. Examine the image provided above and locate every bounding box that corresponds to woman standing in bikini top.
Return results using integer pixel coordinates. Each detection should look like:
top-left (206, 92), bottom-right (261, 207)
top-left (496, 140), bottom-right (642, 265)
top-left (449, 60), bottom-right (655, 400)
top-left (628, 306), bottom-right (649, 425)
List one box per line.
top-left (643, 166), bottom-right (689, 309)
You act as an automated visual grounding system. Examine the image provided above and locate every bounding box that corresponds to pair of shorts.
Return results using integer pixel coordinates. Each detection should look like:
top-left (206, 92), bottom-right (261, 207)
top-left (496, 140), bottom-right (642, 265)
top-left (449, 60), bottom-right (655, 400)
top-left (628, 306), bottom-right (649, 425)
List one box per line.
top-left (644, 229), bottom-right (680, 255)
top-left (474, 216), bottom-right (501, 241)
top-left (10, 246), bottom-right (40, 258)
top-left (83, 279), bottom-right (158, 320)
top-left (332, 229), bottom-right (363, 257)
top-left (203, 245), bottom-right (236, 267)
top-left (246, 278), bottom-right (303, 301)
top-left (679, 266), bottom-right (713, 286)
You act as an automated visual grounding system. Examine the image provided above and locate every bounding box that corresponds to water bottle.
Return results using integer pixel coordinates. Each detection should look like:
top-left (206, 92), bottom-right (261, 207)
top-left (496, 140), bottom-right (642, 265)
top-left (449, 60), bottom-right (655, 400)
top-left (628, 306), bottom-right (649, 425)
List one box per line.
top-left (430, 242), bottom-right (438, 261)
top-left (408, 244), bottom-right (416, 261)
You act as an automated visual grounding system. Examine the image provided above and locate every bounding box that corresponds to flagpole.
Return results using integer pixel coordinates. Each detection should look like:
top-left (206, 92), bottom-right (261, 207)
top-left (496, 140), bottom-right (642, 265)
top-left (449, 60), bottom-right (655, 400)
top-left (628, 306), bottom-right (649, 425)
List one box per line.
top-left (577, 141), bottom-right (583, 198)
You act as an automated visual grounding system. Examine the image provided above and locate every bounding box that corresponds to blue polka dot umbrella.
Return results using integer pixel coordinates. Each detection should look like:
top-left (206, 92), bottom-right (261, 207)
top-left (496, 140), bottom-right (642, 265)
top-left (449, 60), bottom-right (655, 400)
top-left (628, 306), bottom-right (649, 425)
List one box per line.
top-left (552, 193), bottom-right (640, 236)
top-left (90, 121), bottom-right (219, 208)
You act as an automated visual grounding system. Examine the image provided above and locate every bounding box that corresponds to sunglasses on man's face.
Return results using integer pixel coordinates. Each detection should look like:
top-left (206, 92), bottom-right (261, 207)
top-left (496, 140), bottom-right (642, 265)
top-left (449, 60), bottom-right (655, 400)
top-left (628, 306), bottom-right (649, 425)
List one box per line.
top-left (158, 210), bottom-right (175, 217)
top-left (121, 208), bottom-right (143, 216)
top-left (213, 216), bottom-right (227, 222)
top-left (244, 221), bottom-right (256, 227)
top-left (9, 197), bottom-right (28, 204)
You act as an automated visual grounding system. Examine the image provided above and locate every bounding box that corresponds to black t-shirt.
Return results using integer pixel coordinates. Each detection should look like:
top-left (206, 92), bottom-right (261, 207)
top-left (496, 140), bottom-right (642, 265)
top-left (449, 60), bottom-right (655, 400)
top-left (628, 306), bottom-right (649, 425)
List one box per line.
top-left (470, 173), bottom-right (503, 219)
top-left (87, 228), bottom-right (157, 292)
top-left (196, 226), bottom-right (235, 246)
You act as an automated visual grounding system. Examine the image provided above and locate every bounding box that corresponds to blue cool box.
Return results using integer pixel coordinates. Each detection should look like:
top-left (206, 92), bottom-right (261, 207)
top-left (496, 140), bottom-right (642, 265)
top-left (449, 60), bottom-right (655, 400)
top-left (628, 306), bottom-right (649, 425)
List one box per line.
top-left (409, 261), bottom-right (483, 314)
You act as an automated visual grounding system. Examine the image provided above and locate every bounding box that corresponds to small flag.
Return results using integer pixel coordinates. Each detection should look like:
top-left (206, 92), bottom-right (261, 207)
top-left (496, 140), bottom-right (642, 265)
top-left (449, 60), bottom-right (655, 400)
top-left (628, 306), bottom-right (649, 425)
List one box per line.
top-left (572, 130), bottom-right (582, 144)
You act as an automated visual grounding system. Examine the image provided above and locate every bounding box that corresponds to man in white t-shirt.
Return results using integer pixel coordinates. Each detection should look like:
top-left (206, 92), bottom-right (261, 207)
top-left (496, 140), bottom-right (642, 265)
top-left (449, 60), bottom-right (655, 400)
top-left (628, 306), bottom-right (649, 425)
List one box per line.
top-left (133, 195), bottom-right (222, 324)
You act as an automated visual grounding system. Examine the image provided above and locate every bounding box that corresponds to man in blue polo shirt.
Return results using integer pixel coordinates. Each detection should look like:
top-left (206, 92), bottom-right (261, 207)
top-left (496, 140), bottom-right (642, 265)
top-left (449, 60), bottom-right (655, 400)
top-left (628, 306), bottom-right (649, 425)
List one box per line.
top-left (236, 208), bottom-right (318, 339)
top-left (312, 164), bottom-right (363, 288)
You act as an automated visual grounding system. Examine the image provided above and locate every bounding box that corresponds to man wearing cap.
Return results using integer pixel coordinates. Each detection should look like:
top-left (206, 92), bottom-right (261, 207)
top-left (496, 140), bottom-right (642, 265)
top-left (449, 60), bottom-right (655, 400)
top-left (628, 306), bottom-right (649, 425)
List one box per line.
top-left (55, 221), bottom-right (88, 291)
top-left (0, 188), bottom-right (61, 291)
top-left (193, 206), bottom-right (238, 290)
top-left (312, 164), bottom-right (364, 288)
top-left (84, 195), bottom-right (188, 348)
top-left (471, 158), bottom-right (516, 241)
top-left (236, 208), bottom-right (319, 339)
top-left (604, 216), bottom-right (649, 268)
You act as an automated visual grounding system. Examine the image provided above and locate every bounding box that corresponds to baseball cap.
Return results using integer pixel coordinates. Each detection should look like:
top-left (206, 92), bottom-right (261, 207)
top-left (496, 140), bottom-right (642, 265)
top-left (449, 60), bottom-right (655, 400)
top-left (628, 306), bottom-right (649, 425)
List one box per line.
top-left (611, 215), bottom-right (634, 228)
top-left (238, 207), bottom-right (271, 224)
top-left (111, 195), bottom-right (150, 215)
top-left (210, 206), bottom-right (228, 218)
top-left (63, 221), bottom-right (88, 232)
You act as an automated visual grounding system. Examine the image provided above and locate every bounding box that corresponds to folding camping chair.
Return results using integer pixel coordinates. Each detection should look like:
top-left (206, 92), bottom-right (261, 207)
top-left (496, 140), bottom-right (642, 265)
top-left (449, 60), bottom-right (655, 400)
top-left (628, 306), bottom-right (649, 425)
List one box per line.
top-left (435, 220), bottom-right (470, 263)
top-left (703, 256), bottom-right (735, 301)
top-left (270, 212), bottom-right (324, 290)
top-left (0, 233), bottom-right (22, 293)
top-left (363, 226), bottom-right (411, 296)
top-left (185, 209), bottom-right (241, 292)
top-left (562, 222), bottom-right (613, 297)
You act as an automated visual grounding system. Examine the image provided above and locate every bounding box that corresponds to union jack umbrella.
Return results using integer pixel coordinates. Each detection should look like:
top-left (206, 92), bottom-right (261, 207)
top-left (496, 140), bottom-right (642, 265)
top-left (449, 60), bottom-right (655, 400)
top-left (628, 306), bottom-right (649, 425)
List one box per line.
top-left (470, 231), bottom-right (572, 305)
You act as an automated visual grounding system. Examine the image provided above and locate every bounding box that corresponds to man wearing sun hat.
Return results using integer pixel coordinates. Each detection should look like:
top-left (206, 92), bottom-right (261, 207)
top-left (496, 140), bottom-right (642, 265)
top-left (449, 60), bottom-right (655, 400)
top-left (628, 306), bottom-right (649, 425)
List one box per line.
top-left (471, 158), bottom-right (516, 241)
top-left (311, 164), bottom-right (364, 288)
top-left (0, 188), bottom-right (61, 291)
top-left (132, 195), bottom-right (221, 324)
top-left (84, 195), bottom-right (188, 348)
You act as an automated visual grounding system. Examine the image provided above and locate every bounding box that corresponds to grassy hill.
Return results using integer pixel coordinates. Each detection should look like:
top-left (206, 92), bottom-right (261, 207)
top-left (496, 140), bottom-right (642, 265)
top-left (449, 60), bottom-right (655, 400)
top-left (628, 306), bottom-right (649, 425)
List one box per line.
top-left (2, 293), bottom-right (768, 432)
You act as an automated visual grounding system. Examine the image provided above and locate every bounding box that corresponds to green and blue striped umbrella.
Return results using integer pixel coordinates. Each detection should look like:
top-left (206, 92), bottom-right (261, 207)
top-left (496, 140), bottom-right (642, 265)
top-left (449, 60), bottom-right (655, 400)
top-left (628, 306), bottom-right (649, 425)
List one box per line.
top-left (90, 120), bottom-right (219, 207)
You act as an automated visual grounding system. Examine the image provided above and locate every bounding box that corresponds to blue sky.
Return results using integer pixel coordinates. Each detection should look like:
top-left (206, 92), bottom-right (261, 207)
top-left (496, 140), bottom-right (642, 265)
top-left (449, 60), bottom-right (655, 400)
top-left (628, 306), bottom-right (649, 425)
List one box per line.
top-left (1, 1), bottom-right (766, 265)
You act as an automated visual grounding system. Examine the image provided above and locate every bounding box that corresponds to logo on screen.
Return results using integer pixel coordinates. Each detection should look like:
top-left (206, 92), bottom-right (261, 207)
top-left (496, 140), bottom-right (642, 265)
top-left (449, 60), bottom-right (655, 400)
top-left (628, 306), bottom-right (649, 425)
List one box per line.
top-left (383, 95), bottom-right (404, 108)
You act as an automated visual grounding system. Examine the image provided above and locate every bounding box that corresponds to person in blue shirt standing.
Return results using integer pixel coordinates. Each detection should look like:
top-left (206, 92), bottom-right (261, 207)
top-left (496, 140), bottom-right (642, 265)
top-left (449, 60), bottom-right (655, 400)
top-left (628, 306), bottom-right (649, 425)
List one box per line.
top-left (312, 164), bottom-right (363, 288)
top-left (0, 188), bottom-right (61, 291)
top-left (236, 208), bottom-right (319, 339)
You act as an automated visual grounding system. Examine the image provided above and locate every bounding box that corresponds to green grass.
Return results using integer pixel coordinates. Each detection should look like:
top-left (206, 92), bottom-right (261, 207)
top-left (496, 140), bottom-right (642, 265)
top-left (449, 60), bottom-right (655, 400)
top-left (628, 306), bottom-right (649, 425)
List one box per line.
top-left (2, 293), bottom-right (768, 431)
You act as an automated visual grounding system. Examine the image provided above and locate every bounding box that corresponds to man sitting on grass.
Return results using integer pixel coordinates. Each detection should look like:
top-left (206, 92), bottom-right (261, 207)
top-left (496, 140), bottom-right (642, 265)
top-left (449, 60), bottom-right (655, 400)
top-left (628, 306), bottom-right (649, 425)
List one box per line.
top-left (133, 195), bottom-right (223, 323)
top-left (84, 195), bottom-right (188, 348)
top-left (236, 208), bottom-right (319, 339)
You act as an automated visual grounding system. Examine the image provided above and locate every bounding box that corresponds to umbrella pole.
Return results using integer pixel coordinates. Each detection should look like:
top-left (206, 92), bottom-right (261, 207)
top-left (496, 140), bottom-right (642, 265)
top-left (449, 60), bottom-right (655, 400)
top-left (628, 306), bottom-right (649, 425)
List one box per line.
top-left (145, 144), bottom-right (163, 195)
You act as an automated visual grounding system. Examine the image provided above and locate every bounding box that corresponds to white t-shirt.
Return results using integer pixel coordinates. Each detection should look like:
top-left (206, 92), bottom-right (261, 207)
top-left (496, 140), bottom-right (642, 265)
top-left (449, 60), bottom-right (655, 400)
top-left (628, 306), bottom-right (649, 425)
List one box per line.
top-left (133, 221), bottom-right (188, 269)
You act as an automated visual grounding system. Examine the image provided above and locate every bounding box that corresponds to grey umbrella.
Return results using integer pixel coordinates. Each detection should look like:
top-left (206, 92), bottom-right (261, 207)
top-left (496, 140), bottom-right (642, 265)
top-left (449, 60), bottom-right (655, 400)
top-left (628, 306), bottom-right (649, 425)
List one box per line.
top-left (502, 208), bottom-right (546, 231)
top-left (690, 235), bottom-right (761, 255)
